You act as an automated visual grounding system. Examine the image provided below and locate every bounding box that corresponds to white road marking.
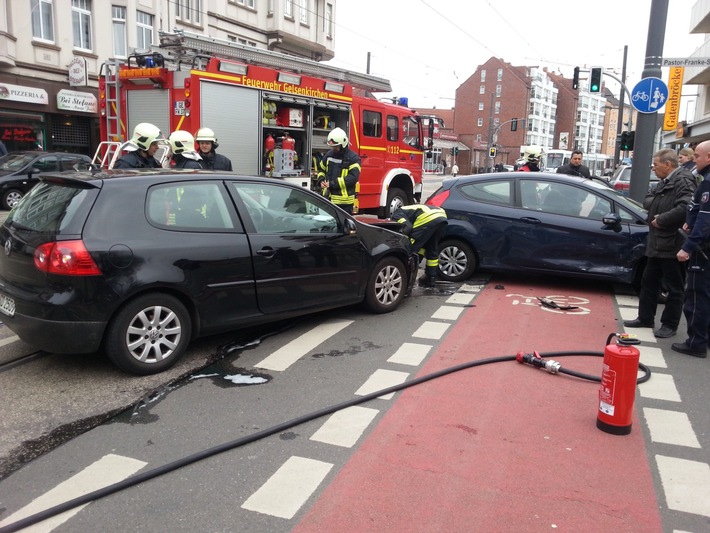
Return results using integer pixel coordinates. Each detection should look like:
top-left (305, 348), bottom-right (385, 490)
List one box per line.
top-left (255, 318), bottom-right (353, 371)
top-left (638, 372), bottom-right (681, 402)
top-left (656, 455), bottom-right (710, 517)
top-left (431, 305), bottom-right (465, 321)
top-left (412, 320), bottom-right (450, 340)
top-left (638, 345), bottom-right (667, 368)
top-left (614, 294), bottom-right (639, 307)
top-left (643, 408), bottom-right (701, 448)
top-left (459, 283), bottom-right (483, 293)
top-left (0, 334), bottom-right (19, 347)
top-left (387, 342), bottom-right (431, 366)
top-left (310, 406), bottom-right (379, 448)
top-left (241, 456), bottom-right (333, 519)
top-left (618, 307), bottom-right (639, 320)
top-left (446, 292), bottom-right (476, 305)
top-left (355, 369), bottom-right (410, 400)
top-left (0, 454), bottom-right (147, 532)
top-left (623, 327), bottom-right (657, 343)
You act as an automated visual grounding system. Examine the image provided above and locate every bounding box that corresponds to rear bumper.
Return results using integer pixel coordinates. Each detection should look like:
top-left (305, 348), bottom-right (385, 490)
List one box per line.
top-left (3, 312), bottom-right (105, 354)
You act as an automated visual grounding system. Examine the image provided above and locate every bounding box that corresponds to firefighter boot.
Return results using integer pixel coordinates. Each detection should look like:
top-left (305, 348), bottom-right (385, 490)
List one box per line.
top-left (418, 273), bottom-right (436, 288)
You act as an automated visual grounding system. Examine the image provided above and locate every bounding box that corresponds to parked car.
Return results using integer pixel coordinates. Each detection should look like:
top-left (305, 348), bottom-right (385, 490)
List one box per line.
top-left (0, 151), bottom-right (92, 210)
top-left (0, 171), bottom-right (417, 375)
top-left (610, 164), bottom-right (659, 196)
top-left (425, 172), bottom-right (649, 285)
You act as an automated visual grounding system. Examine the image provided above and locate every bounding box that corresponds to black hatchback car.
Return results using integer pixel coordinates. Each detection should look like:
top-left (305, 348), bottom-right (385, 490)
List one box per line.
top-left (0, 151), bottom-right (92, 210)
top-left (0, 171), bottom-right (416, 374)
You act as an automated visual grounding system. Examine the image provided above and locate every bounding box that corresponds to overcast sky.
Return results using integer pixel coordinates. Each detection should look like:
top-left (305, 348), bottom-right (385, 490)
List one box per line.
top-left (324, 0), bottom-right (704, 116)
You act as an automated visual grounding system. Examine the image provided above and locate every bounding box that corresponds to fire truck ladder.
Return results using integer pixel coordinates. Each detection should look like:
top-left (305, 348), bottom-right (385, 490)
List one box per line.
top-left (99, 59), bottom-right (123, 142)
top-left (157, 30), bottom-right (393, 94)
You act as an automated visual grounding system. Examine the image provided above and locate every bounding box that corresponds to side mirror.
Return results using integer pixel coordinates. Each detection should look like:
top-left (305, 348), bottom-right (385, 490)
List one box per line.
top-left (602, 212), bottom-right (623, 233)
top-left (345, 217), bottom-right (357, 235)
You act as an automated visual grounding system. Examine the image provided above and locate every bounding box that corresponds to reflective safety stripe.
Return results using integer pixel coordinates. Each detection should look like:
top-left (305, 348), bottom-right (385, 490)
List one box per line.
top-left (426, 258), bottom-right (438, 267)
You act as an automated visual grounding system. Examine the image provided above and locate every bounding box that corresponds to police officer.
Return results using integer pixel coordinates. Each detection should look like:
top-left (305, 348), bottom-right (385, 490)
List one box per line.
top-left (391, 204), bottom-right (448, 288)
top-left (113, 122), bottom-right (163, 169)
top-left (195, 127), bottom-right (233, 170)
top-left (674, 139), bottom-right (710, 358)
top-left (168, 130), bottom-right (203, 169)
top-left (317, 127), bottom-right (361, 214)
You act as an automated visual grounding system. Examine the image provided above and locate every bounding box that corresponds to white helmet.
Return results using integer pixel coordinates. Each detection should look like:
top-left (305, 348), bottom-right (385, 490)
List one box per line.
top-left (130, 122), bottom-right (162, 151)
top-left (195, 127), bottom-right (219, 148)
top-left (523, 145), bottom-right (542, 164)
top-left (327, 127), bottom-right (348, 148)
top-left (169, 130), bottom-right (196, 155)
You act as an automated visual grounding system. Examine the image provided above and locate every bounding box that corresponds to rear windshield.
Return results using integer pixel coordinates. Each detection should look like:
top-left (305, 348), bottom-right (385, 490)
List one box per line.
top-left (7, 181), bottom-right (97, 234)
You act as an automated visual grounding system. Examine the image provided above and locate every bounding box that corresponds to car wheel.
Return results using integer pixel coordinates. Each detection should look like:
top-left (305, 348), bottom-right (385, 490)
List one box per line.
top-left (3, 189), bottom-right (23, 210)
top-left (385, 187), bottom-right (408, 219)
top-left (365, 256), bottom-right (406, 313)
top-left (438, 240), bottom-right (477, 282)
top-left (105, 293), bottom-right (191, 375)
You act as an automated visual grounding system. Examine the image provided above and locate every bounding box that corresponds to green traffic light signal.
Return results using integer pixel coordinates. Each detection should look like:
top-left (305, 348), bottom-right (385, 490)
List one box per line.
top-left (590, 67), bottom-right (602, 93)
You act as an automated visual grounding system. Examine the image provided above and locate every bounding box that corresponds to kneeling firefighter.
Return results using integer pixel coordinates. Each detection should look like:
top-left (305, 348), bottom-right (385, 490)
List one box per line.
top-left (392, 204), bottom-right (448, 287)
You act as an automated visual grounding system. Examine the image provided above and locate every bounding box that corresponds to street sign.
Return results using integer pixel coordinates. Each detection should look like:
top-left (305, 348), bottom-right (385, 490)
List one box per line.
top-left (661, 57), bottom-right (710, 67)
top-left (630, 77), bottom-right (668, 114)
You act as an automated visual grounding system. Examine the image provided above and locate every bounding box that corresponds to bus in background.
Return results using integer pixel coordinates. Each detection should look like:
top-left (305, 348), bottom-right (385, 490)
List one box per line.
top-left (544, 149), bottom-right (613, 178)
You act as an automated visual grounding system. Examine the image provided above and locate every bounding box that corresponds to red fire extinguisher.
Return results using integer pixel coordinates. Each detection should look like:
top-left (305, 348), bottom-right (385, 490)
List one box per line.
top-left (282, 133), bottom-right (295, 151)
top-left (265, 134), bottom-right (276, 152)
top-left (597, 335), bottom-right (641, 435)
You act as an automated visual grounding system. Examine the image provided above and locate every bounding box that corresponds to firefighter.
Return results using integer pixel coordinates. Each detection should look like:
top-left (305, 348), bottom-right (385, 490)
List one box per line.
top-left (195, 127), bottom-right (233, 171)
top-left (392, 204), bottom-right (448, 288)
top-left (113, 122), bottom-right (163, 169)
top-left (317, 127), bottom-right (361, 214)
top-left (168, 130), bottom-right (203, 169)
top-left (517, 145), bottom-right (543, 172)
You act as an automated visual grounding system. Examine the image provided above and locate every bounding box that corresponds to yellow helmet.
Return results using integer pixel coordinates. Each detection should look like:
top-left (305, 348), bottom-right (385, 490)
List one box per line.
top-left (168, 130), bottom-right (196, 155)
top-left (327, 127), bottom-right (348, 148)
top-left (130, 123), bottom-right (162, 151)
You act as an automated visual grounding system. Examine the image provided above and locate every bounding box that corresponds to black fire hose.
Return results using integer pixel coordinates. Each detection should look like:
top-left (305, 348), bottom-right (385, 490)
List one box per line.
top-left (0, 350), bottom-right (651, 533)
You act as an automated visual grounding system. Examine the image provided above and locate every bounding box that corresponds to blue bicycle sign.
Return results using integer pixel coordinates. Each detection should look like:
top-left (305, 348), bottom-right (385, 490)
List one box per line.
top-left (631, 78), bottom-right (668, 114)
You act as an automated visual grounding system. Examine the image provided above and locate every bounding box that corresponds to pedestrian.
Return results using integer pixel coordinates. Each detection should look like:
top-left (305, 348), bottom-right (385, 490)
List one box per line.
top-left (195, 127), bottom-right (233, 170)
top-left (517, 145), bottom-right (543, 172)
top-left (451, 162), bottom-right (459, 177)
top-left (556, 149), bottom-right (591, 178)
top-left (679, 147), bottom-right (696, 172)
top-left (113, 123), bottom-right (163, 169)
top-left (0, 139), bottom-right (7, 158)
top-left (673, 139), bottom-right (710, 357)
top-left (391, 204), bottom-right (448, 288)
top-left (317, 127), bottom-right (360, 214)
top-left (168, 130), bottom-right (203, 169)
top-left (623, 148), bottom-right (696, 338)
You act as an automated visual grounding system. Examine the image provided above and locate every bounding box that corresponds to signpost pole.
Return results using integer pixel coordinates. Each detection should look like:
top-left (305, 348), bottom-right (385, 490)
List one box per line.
top-left (629, 0), bottom-right (668, 202)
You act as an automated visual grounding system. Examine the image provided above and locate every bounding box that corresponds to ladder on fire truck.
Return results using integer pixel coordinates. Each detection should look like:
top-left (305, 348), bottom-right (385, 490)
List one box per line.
top-left (156, 30), bottom-right (393, 93)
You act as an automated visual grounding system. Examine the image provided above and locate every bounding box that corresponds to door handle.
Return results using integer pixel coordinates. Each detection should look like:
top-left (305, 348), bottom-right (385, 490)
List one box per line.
top-left (519, 217), bottom-right (541, 224)
top-left (257, 247), bottom-right (276, 258)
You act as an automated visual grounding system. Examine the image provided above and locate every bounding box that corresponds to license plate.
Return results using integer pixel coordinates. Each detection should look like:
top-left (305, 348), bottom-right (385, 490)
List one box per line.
top-left (0, 293), bottom-right (15, 317)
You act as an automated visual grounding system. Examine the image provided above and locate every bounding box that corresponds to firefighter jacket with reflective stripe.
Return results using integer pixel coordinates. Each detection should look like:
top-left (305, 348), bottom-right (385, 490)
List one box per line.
top-left (391, 204), bottom-right (448, 242)
top-left (113, 150), bottom-right (161, 169)
top-left (317, 147), bottom-right (361, 206)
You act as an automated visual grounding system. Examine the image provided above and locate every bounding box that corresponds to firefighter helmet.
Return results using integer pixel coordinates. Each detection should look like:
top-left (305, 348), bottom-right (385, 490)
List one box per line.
top-left (130, 122), bottom-right (162, 151)
top-left (195, 127), bottom-right (219, 149)
top-left (169, 130), bottom-right (196, 155)
top-left (327, 127), bottom-right (348, 148)
top-left (523, 145), bottom-right (542, 164)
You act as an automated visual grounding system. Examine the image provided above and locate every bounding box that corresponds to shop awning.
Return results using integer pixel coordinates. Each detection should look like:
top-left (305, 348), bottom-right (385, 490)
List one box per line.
top-left (432, 139), bottom-right (469, 151)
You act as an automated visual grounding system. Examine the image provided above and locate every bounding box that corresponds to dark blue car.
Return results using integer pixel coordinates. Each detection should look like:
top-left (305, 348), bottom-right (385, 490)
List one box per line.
top-left (425, 172), bottom-right (649, 286)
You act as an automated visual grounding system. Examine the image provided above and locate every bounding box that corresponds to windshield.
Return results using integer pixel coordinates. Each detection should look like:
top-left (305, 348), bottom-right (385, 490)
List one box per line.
top-left (545, 153), bottom-right (567, 169)
top-left (585, 178), bottom-right (646, 212)
top-left (0, 153), bottom-right (36, 171)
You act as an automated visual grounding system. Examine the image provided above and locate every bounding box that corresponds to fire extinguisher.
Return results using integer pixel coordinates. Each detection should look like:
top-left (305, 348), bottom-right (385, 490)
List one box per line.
top-left (596, 334), bottom-right (641, 435)
top-left (282, 133), bottom-right (295, 151)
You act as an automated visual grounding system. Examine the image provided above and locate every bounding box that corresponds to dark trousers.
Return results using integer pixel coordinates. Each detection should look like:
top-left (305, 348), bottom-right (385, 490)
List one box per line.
top-left (638, 257), bottom-right (685, 328)
top-left (336, 203), bottom-right (354, 214)
top-left (412, 222), bottom-right (446, 277)
top-left (683, 253), bottom-right (710, 350)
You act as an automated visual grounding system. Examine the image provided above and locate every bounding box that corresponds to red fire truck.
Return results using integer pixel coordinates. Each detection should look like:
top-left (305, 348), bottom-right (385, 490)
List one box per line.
top-left (97, 30), bottom-right (431, 218)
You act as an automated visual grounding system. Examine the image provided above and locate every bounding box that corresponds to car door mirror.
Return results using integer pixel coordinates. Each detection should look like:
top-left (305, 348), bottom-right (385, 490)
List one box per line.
top-left (345, 217), bottom-right (357, 235)
top-left (602, 212), bottom-right (623, 232)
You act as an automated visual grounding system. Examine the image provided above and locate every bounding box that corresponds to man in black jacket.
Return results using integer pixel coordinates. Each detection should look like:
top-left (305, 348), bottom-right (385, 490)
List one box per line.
top-left (623, 149), bottom-right (696, 338)
top-left (195, 127), bottom-right (233, 171)
top-left (556, 150), bottom-right (591, 178)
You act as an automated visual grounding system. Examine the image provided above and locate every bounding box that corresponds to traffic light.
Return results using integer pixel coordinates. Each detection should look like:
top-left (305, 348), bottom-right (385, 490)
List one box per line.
top-left (489, 147), bottom-right (497, 158)
top-left (620, 130), bottom-right (635, 151)
top-left (511, 118), bottom-right (518, 131)
top-left (572, 66), bottom-right (580, 90)
top-left (449, 147), bottom-right (454, 156)
top-left (589, 67), bottom-right (602, 93)
top-left (453, 147), bottom-right (459, 156)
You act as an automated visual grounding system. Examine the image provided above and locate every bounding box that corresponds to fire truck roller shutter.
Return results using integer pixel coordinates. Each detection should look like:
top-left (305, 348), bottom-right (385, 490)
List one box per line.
top-left (127, 90), bottom-right (171, 146)
top-left (200, 81), bottom-right (260, 175)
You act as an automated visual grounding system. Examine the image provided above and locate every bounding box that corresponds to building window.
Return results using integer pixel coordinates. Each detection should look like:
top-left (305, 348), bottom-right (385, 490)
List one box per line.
top-left (495, 101), bottom-right (500, 114)
top-left (476, 134), bottom-right (482, 142)
top-left (496, 84), bottom-right (502, 97)
top-left (477, 118), bottom-right (483, 127)
top-left (285, 0), bottom-right (293, 18)
top-left (478, 102), bottom-right (484, 111)
top-left (497, 68), bottom-right (503, 81)
top-left (72, 0), bottom-right (92, 51)
top-left (324, 3), bottom-right (333, 37)
top-left (234, 0), bottom-right (255, 6)
top-left (112, 5), bottom-right (126, 57)
top-left (176, 0), bottom-right (202, 25)
top-left (136, 11), bottom-right (154, 49)
top-left (299, 0), bottom-right (308, 24)
top-left (32, 0), bottom-right (54, 41)
top-left (479, 85), bottom-right (485, 95)
top-left (480, 69), bottom-right (486, 82)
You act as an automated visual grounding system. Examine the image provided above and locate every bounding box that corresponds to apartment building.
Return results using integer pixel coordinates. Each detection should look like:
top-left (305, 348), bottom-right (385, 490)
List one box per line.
top-left (0, 0), bottom-right (335, 155)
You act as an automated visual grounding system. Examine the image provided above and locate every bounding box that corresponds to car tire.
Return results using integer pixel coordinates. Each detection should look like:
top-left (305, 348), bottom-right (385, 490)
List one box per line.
top-left (364, 256), bottom-right (406, 313)
top-left (385, 187), bottom-right (409, 219)
top-left (105, 293), bottom-right (192, 375)
top-left (438, 239), bottom-right (477, 282)
top-left (3, 189), bottom-right (23, 210)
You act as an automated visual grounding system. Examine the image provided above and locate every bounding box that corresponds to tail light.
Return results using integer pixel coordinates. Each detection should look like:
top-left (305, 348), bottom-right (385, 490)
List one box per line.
top-left (34, 241), bottom-right (102, 276)
top-left (426, 189), bottom-right (450, 207)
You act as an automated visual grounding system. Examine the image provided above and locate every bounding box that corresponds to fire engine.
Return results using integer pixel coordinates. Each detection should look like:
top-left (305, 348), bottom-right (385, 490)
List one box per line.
top-left (97, 30), bottom-right (432, 218)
